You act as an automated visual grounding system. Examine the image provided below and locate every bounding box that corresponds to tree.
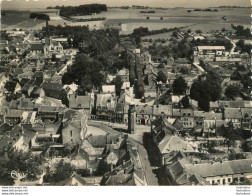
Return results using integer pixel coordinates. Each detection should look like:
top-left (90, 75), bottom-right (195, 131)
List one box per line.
top-left (114, 76), bottom-right (123, 96)
top-left (180, 95), bottom-right (190, 108)
top-left (190, 72), bottom-right (222, 111)
top-left (225, 85), bottom-right (241, 100)
top-left (44, 160), bottom-right (74, 183)
top-left (180, 66), bottom-right (189, 74)
top-left (241, 72), bottom-right (252, 89)
top-left (0, 149), bottom-right (44, 185)
top-left (144, 75), bottom-right (149, 85)
top-left (51, 53), bottom-right (57, 62)
top-left (223, 121), bottom-right (243, 150)
top-left (172, 76), bottom-right (187, 95)
top-left (156, 71), bottom-right (167, 83)
top-left (93, 159), bottom-right (110, 176)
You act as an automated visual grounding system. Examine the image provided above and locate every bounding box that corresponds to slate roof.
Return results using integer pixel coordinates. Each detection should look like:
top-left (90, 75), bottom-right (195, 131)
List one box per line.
top-left (4, 81), bottom-right (18, 93)
top-left (30, 43), bottom-right (44, 51)
top-left (19, 78), bottom-right (30, 86)
top-left (241, 108), bottom-right (252, 118)
top-left (33, 71), bottom-right (43, 78)
top-left (186, 159), bottom-right (252, 178)
top-left (41, 82), bottom-right (63, 92)
top-left (224, 108), bottom-right (242, 119)
top-left (153, 105), bottom-right (173, 116)
top-left (219, 100), bottom-right (245, 108)
top-left (69, 95), bottom-right (91, 109)
top-left (0, 123), bottom-right (12, 135)
top-left (158, 135), bottom-right (195, 154)
top-left (135, 105), bottom-right (152, 115)
top-left (5, 109), bottom-right (23, 118)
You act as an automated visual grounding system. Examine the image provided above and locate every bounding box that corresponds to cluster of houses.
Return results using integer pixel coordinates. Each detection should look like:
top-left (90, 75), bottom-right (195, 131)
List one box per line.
top-left (151, 116), bottom-right (252, 186)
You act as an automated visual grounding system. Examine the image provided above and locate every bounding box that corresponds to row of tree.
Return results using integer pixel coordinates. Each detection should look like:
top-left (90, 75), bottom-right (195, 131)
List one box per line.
top-left (59, 4), bottom-right (107, 17)
top-left (30, 13), bottom-right (50, 20)
top-left (231, 24), bottom-right (251, 37)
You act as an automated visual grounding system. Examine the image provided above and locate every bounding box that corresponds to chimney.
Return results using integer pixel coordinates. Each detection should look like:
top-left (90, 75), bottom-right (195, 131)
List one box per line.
top-left (110, 163), bottom-right (113, 172)
top-left (123, 160), bottom-right (125, 165)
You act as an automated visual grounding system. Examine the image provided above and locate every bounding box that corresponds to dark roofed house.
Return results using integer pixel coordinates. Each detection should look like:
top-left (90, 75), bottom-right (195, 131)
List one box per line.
top-left (0, 123), bottom-right (12, 138)
top-left (32, 71), bottom-right (44, 86)
top-left (41, 82), bottom-right (63, 99)
top-left (19, 78), bottom-right (30, 87)
top-left (18, 98), bottom-right (35, 111)
top-left (21, 84), bottom-right (35, 97)
top-left (224, 108), bottom-right (242, 129)
top-left (69, 94), bottom-right (91, 115)
top-left (4, 81), bottom-right (21, 94)
top-left (241, 108), bottom-right (252, 131)
top-left (5, 109), bottom-right (23, 126)
top-left (57, 173), bottom-right (87, 186)
top-left (135, 105), bottom-right (153, 125)
top-left (30, 43), bottom-right (44, 54)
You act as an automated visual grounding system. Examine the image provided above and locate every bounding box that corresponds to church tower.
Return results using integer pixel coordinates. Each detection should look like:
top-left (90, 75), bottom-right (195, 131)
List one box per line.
top-left (128, 104), bottom-right (136, 134)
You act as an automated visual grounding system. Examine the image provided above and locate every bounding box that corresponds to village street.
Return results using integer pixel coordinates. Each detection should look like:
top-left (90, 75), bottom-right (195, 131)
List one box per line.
top-left (87, 120), bottom-right (159, 185)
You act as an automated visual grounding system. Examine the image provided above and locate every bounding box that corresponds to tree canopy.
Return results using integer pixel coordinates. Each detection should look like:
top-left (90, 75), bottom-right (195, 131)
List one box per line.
top-left (190, 71), bottom-right (222, 111)
top-left (225, 85), bottom-right (241, 100)
top-left (172, 76), bottom-right (187, 95)
top-left (156, 71), bottom-right (167, 83)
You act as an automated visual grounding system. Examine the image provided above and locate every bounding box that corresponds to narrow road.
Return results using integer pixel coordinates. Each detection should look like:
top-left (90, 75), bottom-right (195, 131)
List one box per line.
top-left (128, 138), bottom-right (159, 186)
top-left (88, 120), bottom-right (159, 185)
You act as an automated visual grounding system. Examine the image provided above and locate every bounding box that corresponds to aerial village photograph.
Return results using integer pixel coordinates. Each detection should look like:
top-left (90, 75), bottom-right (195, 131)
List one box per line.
top-left (0, 0), bottom-right (251, 189)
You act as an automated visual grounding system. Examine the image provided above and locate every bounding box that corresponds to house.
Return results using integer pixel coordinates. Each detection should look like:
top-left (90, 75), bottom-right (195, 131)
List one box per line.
top-left (224, 108), bottom-right (242, 129)
top-left (179, 108), bottom-right (194, 130)
top-left (18, 98), bottom-right (35, 111)
top-left (32, 71), bottom-right (44, 87)
top-left (63, 83), bottom-right (78, 99)
top-left (241, 108), bottom-right (252, 131)
top-left (62, 113), bottom-right (88, 145)
top-left (164, 158), bottom-right (209, 185)
top-left (41, 82), bottom-right (63, 99)
top-left (50, 42), bottom-right (63, 53)
top-left (0, 123), bottom-right (12, 139)
top-left (19, 78), bottom-right (30, 87)
top-left (102, 85), bottom-right (115, 94)
top-left (152, 117), bottom-right (180, 145)
top-left (37, 106), bottom-right (65, 121)
top-left (4, 81), bottom-right (21, 94)
top-left (117, 68), bottom-right (129, 82)
top-left (96, 94), bottom-right (117, 121)
top-left (157, 135), bottom-right (195, 165)
top-left (185, 159), bottom-right (252, 185)
top-left (152, 105), bottom-right (173, 120)
top-left (30, 43), bottom-right (44, 54)
top-left (114, 103), bottom-right (129, 124)
top-left (30, 87), bottom-right (45, 99)
top-left (10, 125), bottom-right (37, 152)
top-left (69, 94), bottom-right (91, 115)
top-left (121, 82), bottom-right (134, 98)
top-left (57, 173), bottom-right (87, 186)
top-left (135, 105), bottom-right (153, 125)
top-left (21, 84), bottom-right (35, 97)
top-left (144, 85), bottom-right (157, 102)
top-left (5, 109), bottom-right (23, 126)
top-left (100, 140), bottom-right (147, 186)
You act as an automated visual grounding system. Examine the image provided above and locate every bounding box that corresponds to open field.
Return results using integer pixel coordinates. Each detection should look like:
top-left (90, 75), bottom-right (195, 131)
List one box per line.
top-left (1, 7), bottom-right (250, 34)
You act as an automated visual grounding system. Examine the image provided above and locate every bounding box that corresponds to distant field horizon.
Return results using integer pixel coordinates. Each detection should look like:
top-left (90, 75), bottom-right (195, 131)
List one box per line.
top-left (1, 7), bottom-right (250, 34)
